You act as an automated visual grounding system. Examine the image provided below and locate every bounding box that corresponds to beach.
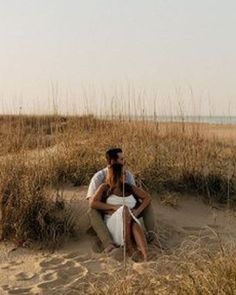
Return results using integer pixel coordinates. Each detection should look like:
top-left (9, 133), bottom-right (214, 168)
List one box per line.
top-left (0, 117), bottom-right (236, 294)
top-left (1, 184), bottom-right (236, 294)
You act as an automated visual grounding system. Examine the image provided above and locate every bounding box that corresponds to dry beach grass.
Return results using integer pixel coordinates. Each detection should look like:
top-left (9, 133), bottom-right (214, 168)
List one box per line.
top-left (0, 114), bottom-right (236, 294)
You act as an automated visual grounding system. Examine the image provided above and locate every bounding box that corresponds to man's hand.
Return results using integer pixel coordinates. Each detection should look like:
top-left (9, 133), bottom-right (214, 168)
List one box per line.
top-left (103, 209), bottom-right (114, 215)
top-left (103, 205), bottom-right (122, 215)
top-left (112, 205), bottom-right (122, 211)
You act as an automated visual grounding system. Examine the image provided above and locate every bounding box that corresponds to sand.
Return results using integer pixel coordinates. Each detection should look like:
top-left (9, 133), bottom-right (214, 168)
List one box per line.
top-left (1, 185), bottom-right (236, 294)
top-left (0, 122), bottom-right (236, 294)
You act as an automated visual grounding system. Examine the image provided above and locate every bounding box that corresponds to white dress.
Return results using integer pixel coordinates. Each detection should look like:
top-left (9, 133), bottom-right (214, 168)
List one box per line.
top-left (104, 194), bottom-right (141, 246)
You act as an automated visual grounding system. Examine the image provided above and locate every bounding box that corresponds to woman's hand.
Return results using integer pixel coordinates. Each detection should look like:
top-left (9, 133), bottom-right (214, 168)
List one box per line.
top-left (111, 204), bottom-right (122, 211)
top-left (103, 205), bottom-right (122, 215)
top-left (131, 208), bottom-right (139, 217)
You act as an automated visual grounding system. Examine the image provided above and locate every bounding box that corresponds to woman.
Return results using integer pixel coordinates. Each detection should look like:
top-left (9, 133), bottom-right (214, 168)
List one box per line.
top-left (89, 163), bottom-right (151, 260)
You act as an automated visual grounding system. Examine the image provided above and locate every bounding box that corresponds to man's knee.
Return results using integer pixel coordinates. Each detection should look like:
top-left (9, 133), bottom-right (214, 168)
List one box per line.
top-left (88, 207), bottom-right (103, 225)
top-left (88, 207), bottom-right (99, 217)
top-left (142, 202), bottom-right (153, 214)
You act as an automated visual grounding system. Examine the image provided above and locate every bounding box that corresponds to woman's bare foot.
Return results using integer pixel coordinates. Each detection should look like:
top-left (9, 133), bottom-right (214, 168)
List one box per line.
top-left (126, 244), bottom-right (134, 257)
top-left (104, 243), bottom-right (117, 254)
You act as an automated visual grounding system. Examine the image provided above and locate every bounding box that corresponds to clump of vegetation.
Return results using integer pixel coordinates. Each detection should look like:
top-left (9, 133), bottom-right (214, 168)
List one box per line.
top-left (0, 157), bottom-right (75, 248)
top-left (64, 240), bottom-right (236, 294)
top-left (0, 114), bottom-right (235, 246)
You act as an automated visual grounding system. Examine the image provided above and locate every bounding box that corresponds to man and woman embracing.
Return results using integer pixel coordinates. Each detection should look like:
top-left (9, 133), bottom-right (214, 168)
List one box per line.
top-left (87, 148), bottom-right (157, 261)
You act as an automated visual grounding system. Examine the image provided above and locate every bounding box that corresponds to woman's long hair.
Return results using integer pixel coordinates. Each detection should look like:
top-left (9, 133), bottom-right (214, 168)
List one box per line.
top-left (106, 163), bottom-right (124, 193)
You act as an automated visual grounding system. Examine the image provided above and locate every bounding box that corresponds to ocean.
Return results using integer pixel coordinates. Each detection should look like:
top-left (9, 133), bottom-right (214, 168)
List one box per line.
top-left (149, 116), bottom-right (236, 125)
top-left (103, 115), bottom-right (236, 125)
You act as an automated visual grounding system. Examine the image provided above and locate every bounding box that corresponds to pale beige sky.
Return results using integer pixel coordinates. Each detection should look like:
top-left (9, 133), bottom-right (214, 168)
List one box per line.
top-left (0, 0), bottom-right (236, 116)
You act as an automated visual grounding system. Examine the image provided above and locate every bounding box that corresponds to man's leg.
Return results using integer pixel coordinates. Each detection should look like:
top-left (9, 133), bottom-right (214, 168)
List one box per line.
top-left (141, 203), bottom-right (158, 241)
top-left (88, 208), bottom-right (113, 249)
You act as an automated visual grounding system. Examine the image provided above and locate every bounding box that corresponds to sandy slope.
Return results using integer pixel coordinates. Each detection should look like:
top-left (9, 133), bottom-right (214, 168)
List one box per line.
top-left (1, 185), bottom-right (236, 294)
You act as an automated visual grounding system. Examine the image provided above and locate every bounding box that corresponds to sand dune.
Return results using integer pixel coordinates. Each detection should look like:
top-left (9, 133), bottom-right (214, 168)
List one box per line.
top-left (1, 185), bottom-right (236, 294)
top-left (0, 237), bottom-right (120, 294)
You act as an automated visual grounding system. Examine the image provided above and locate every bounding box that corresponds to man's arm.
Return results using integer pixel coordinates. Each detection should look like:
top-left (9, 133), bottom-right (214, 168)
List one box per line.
top-left (86, 170), bottom-right (105, 199)
top-left (89, 184), bottom-right (120, 211)
top-left (126, 171), bottom-right (136, 186)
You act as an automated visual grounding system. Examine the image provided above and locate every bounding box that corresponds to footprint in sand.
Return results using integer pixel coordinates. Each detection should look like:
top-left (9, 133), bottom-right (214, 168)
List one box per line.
top-left (8, 260), bottom-right (23, 270)
top-left (82, 260), bottom-right (104, 273)
top-left (61, 260), bottom-right (76, 268)
top-left (57, 265), bottom-right (88, 279)
top-left (38, 256), bottom-right (88, 292)
top-left (63, 252), bottom-right (91, 263)
top-left (1, 264), bottom-right (10, 270)
top-left (7, 287), bottom-right (32, 294)
top-left (39, 257), bottom-right (65, 269)
top-left (15, 272), bottom-right (37, 281)
top-left (9, 260), bottom-right (23, 267)
top-left (37, 278), bottom-right (65, 290)
top-left (2, 260), bottom-right (24, 272)
top-left (73, 254), bottom-right (91, 263)
top-left (1, 284), bottom-right (9, 291)
top-left (40, 257), bottom-right (77, 271)
top-left (41, 271), bottom-right (58, 281)
top-left (63, 251), bottom-right (81, 259)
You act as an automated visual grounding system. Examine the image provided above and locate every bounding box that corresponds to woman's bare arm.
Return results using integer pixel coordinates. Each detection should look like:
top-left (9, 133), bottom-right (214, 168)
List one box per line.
top-left (89, 184), bottom-right (118, 211)
top-left (131, 185), bottom-right (151, 217)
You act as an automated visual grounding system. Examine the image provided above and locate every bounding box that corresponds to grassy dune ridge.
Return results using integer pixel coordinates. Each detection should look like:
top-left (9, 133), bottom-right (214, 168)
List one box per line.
top-left (0, 114), bottom-right (236, 245)
top-left (1, 114), bottom-right (236, 294)
top-left (87, 241), bottom-right (236, 294)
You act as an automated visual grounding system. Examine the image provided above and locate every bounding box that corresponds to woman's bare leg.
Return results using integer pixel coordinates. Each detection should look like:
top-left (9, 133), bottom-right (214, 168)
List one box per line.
top-left (132, 222), bottom-right (148, 261)
top-left (123, 206), bottom-right (133, 255)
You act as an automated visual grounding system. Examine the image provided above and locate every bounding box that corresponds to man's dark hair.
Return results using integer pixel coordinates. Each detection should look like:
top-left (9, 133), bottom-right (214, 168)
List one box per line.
top-left (105, 148), bottom-right (123, 164)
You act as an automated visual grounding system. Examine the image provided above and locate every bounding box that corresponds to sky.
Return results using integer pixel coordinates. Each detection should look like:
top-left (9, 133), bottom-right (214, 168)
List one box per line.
top-left (0, 0), bottom-right (236, 116)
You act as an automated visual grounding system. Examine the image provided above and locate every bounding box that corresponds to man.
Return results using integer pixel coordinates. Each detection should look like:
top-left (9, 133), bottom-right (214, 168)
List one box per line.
top-left (87, 148), bottom-right (157, 253)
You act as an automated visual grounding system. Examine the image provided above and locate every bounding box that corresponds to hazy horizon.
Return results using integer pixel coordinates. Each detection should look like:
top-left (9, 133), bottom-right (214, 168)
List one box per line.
top-left (1, 1), bottom-right (236, 116)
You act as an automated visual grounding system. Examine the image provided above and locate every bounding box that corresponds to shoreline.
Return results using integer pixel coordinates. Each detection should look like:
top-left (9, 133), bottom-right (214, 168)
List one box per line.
top-left (1, 113), bottom-right (236, 125)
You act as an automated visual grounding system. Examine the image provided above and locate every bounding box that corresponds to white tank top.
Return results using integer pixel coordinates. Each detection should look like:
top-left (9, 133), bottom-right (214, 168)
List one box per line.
top-left (106, 194), bottom-right (137, 209)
